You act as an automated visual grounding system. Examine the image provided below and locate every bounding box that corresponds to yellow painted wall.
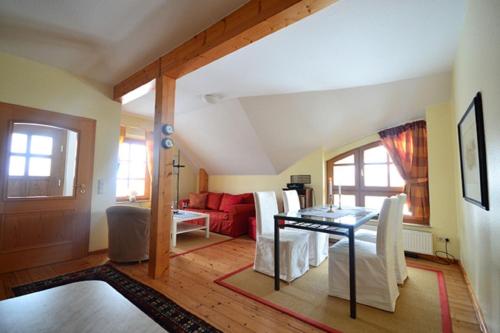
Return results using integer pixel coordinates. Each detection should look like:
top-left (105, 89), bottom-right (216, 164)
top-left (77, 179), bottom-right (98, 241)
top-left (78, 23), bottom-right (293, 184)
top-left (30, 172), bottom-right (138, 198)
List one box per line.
top-left (0, 52), bottom-right (121, 251)
top-left (120, 112), bottom-right (198, 203)
top-left (452, 1), bottom-right (500, 331)
top-left (425, 103), bottom-right (459, 256)
top-left (209, 148), bottom-right (324, 208)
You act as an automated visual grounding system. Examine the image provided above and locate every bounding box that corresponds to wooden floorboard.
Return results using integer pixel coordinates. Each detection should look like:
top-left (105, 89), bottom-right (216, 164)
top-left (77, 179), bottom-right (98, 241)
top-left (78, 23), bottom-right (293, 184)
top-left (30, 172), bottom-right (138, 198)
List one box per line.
top-left (0, 237), bottom-right (481, 333)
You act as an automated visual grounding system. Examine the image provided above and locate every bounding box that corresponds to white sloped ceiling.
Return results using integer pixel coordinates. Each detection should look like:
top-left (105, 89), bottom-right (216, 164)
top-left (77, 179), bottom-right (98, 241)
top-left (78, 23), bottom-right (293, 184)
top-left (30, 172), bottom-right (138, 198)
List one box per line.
top-left (119, 0), bottom-right (463, 174)
top-left (173, 72), bottom-right (451, 175)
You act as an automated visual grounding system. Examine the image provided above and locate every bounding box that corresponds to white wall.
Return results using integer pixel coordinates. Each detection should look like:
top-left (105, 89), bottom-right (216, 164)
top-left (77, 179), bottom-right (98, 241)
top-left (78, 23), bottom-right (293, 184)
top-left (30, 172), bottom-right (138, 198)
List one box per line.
top-left (452, 1), bottom-right (500, 331)
top-left (0, 52), bottom-right (121, 251)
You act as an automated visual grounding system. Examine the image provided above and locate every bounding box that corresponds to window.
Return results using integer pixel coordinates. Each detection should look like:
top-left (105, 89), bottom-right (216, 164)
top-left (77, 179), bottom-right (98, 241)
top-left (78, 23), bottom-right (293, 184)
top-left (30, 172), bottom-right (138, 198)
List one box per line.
top-left (116, 140), bottom-right (150, 200)
top-left (326, 142), bottom-right (414, 221)
top-left (8, 132), bottom-right (53, 177)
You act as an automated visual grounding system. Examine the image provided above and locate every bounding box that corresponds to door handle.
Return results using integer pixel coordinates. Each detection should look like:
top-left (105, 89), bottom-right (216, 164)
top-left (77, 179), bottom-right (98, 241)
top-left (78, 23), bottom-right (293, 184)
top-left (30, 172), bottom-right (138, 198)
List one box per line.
top-left (75, 184), bottom-right (87, 194)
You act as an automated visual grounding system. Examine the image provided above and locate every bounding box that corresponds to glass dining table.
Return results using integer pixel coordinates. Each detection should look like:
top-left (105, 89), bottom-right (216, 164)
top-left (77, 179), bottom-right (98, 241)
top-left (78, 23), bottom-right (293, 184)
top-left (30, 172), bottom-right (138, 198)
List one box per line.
top-left (273, 206), bottom-right (379, 319)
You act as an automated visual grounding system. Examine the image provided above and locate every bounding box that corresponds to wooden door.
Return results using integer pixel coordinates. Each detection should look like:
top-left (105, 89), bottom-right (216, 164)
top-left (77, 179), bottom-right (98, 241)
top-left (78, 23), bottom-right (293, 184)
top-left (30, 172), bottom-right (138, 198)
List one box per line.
top-left (0, 102), bottom-right (96, 273)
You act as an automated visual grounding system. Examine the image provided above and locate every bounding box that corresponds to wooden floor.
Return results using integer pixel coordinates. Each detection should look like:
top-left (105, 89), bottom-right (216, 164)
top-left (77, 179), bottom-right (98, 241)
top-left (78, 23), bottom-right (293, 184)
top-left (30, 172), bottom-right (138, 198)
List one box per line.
top-left (0, 237), bottom-right (481, 333)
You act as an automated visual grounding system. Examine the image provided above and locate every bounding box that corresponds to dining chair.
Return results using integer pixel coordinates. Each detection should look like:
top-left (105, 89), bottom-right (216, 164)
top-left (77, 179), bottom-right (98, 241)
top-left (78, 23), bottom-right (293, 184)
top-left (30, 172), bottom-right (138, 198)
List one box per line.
top-left (253, 191), bottom-right (310, 282)
top-left (328, 197), bottom-right (400, 312)
top-left (355, 194), bottom-right (408, 284)
top-left (283, 190), bottom-right (329, 266)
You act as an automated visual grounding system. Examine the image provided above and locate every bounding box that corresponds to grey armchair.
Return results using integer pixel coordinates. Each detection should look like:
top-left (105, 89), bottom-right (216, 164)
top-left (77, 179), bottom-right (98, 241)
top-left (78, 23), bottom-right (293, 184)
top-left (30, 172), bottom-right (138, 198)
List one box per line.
top-left (106, 206), bottom-right (150, 263)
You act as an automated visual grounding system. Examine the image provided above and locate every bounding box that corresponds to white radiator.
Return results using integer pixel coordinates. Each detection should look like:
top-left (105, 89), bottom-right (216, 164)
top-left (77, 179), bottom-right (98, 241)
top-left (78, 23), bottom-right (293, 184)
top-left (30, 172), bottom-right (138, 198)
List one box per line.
top-left (330, 227), bottom-right (434, 255)
top-left (403, 229), bottom-right (433, 255)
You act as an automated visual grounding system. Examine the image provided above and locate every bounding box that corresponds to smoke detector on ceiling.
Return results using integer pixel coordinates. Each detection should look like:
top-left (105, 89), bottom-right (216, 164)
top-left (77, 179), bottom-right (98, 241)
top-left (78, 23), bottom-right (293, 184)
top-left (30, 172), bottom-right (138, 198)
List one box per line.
top-left (201, 94), bottom-right (224, 104)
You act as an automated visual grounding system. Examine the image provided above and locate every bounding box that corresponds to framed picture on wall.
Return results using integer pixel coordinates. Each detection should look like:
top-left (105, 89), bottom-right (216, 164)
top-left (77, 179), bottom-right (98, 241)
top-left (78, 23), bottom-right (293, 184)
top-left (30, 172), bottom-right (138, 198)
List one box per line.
top-left (457, 92), bottom-right (489, 210)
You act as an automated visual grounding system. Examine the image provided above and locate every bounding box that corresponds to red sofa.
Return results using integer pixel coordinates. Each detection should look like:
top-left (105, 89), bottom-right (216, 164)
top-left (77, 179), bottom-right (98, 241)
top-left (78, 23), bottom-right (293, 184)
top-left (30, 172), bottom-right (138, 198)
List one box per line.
top-left (178, 192), bottom-right (255, 238)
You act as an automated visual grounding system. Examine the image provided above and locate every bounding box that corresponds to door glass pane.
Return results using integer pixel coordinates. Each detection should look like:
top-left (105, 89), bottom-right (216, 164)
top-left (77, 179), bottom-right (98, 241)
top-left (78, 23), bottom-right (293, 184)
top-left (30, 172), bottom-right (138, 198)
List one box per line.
top-left (364, 196), bottom-right (388, 210)
top-left (364, 146), bottom-right (388, 163)
top-left (333, 165), bottom-right (355, 186)
top-left (364, 165), bottom-right (388, 187)
top-left (333, 194), bottom-right (356, 208)
top-left (10, 133), bottom-right (28, 154)
top-left (9, 156), bottom-right (26, 176)
top-left (30, 135), bottom-right (53, 155)
top-left (7, 123), bottom-right (79, 198)
top-left (389, 164), bottom-right (405, 187)
top-left (334, 154), bottom-right (354, 164)
top-left (28, 157), bottom-right (51, 176)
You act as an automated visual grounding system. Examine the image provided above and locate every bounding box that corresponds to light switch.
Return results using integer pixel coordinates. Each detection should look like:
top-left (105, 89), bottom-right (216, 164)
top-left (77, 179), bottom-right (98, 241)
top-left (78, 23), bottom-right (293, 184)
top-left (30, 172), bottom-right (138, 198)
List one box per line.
top-left (97, 179), bottom-right (104, 194)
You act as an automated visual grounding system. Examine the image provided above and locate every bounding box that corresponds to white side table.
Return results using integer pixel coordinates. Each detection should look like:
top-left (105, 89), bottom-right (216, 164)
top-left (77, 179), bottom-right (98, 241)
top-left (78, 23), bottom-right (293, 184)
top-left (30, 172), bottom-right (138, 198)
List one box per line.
top-left (171, 210), bottom-right (210, 248)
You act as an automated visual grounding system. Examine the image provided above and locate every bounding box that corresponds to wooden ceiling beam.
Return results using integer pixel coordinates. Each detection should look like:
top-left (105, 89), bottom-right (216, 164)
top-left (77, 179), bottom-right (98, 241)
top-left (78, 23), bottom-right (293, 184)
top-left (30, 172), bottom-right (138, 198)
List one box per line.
top-left (113, 0), bottom-right (336, 101)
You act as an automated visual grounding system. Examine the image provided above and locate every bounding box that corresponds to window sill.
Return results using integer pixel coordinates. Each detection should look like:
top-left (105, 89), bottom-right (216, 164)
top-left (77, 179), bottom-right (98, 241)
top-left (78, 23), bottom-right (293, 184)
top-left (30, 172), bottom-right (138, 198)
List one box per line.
top-left (364, 219), bottom-right (431, 229)
top-left (115, 199), bottom-right (150, 204)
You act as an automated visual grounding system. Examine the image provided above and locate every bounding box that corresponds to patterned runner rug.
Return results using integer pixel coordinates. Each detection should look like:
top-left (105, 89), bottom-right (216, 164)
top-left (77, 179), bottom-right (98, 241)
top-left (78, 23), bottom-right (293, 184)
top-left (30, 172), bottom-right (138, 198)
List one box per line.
top-left (12, 264), bottom-right (221, 333)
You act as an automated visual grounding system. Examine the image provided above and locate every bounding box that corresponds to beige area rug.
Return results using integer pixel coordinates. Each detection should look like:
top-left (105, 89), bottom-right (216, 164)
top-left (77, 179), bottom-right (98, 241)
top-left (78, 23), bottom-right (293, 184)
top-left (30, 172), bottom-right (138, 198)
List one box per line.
top-left (170, 230), bottom-right (233, 257)
top-left (215, 261), bottom-right (451, 333)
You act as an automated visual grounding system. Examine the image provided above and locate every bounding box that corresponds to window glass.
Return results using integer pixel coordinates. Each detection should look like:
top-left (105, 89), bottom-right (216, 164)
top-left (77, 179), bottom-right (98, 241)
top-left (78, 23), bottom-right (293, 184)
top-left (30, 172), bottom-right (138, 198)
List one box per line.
top-left (28, 157), bottom-right (51, 176)
top-left (364, 196), bottom-right (388, 210)
top-left (364, 165), bottom-right (388, 187)
top-left (9, 156), bottom-right (26, 176)
top-left (30, 135), bottom-right (53, 155)
top-left (328, 142), bottom-right (412, 222)
top-left (130, 143), bottom-right (146, 161)
top-left (117, 163), bottom-right (129, 179)
top-left (11, 133), bottom-right (28, 154)
top-left (129, 180), bottom-right (146, 196)
top-left (116, 180), bottom-right (129, 197)
top-left (333, 194), bottom-right (356, 208)
top-left (116, 141), bottom-right (148, 199)
top-left (334, 154), bottom-right (354, 164)
top-left (129, 162), bottom-right (146, 178)
top-left (119, 143), bottom-right (130, 160)
top-left (333, 165), bottom-right (355, 186)
top-left (389, 164), bottom-right (405, 187)
top-left (363, 146), bottom-right (388, 163)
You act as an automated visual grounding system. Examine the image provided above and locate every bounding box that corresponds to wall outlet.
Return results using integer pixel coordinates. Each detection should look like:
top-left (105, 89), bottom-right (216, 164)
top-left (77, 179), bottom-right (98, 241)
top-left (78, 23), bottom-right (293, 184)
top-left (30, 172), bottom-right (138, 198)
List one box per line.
top-left (437, 236), bottom-right (450, 243)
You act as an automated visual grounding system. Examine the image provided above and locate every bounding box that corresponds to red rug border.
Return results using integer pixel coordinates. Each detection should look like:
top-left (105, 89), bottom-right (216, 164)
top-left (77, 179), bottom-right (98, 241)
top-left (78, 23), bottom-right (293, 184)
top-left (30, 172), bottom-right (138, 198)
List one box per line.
top-left (170, 237), bottom-right (235, 258)
top-left (214, 262), bottom-right (453, 333)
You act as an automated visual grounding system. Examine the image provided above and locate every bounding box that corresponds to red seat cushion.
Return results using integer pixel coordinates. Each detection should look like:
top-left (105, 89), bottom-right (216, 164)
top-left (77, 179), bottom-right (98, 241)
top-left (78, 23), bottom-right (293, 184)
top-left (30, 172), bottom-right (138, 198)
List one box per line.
top-left (248, 217), bottom-right (257, 240)
top-left (206, 192), bottom-right (223, 210)
top-left (235, 192), bottom-right (254, 205)
top-left (218, 193), bottom-right (243, 212)
top-left (188, 192), bottom-right (208, 209)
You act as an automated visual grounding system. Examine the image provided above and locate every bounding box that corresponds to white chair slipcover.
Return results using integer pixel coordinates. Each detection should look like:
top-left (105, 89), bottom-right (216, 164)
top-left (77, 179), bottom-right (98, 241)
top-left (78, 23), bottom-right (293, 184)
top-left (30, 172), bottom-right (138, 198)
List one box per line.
top-left (283, 190), bottom-right (329, 266)
top-left (328, 197), bottom-right (400, 312)
top-left (253, 191), bottom-right (310, 282)
top-left (355, 194), bottom-right (408, 284)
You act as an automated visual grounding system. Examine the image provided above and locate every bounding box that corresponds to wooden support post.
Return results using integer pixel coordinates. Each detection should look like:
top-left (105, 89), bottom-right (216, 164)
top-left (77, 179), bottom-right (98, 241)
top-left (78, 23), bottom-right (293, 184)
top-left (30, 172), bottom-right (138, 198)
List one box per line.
top-left (198, 168), bottom-right (208, 193)
top-left (149, 75), bottom-right (176, 278)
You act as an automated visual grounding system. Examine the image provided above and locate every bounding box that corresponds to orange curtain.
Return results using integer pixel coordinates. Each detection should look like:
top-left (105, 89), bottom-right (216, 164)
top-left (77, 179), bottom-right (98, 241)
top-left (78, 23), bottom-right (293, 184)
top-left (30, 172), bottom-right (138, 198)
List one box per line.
top-left (379, 120), bottom-right (430, 224)
top-left (145, 131), bottom-right (154, 182)
top-left (119, 126), bottom-right (126, 144)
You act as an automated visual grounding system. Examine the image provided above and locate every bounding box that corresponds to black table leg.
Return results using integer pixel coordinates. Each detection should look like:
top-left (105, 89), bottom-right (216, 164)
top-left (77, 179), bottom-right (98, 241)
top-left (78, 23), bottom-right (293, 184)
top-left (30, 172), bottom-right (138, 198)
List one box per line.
top-left (348, 227), bottom-right (356, 319)
top-left (274, 216), bottom-right (280, 291)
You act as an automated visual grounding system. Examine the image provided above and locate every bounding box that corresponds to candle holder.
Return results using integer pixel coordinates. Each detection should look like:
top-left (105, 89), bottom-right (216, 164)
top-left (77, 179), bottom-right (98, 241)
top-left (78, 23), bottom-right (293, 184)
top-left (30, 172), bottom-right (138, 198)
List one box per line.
top-left (328, 194), bottom-right (335, 213)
